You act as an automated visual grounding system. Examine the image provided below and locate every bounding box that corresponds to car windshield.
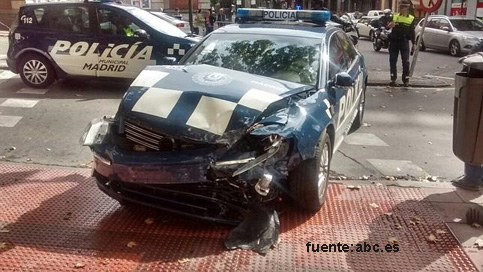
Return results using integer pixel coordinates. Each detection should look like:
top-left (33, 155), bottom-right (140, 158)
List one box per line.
top-left (128, 7), bottom-right (187, 38)
top-left (450, 19), bottom-right (483, 31)
top-left (183, 33), bottom-right (321, 86)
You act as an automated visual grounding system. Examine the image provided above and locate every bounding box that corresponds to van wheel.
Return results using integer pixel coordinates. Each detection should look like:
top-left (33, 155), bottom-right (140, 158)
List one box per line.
top-left (289, 130), bottom-right (331, 211)
top-left (18, 53), bottom-right (56, 88)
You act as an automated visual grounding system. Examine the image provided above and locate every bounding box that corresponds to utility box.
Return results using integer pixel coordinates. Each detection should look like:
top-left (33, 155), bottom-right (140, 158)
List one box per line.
top-left (453, 53), bottom-right (483, 164)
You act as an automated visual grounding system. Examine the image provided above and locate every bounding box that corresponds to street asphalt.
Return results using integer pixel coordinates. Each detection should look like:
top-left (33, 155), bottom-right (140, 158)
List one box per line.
top-left (0, 37), bottom-right (467, 183)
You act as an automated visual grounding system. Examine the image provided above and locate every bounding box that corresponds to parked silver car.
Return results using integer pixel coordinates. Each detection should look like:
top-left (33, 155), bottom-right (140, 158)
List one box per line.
top-left (356, 16), bottom-right (380, 40)
top-left (416, 15), bottom-right (483, 56)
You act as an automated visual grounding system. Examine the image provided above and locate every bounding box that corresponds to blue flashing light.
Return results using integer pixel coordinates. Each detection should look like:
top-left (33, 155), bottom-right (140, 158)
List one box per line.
top-left (236, 8), bottom-right (331, 24)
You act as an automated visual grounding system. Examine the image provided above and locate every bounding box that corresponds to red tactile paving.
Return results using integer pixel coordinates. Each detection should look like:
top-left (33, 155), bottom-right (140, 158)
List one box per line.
top-left (0, 163), bottom-right (478, 271)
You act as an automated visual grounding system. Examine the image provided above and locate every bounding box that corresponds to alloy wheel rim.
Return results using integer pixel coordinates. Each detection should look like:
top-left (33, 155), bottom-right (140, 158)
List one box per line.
top-left (451, 42), bottom-right (458, 55)
top-left (23, 60), bottom-right (48, 85)
top-left (318, 142), bottom-right (330, 198)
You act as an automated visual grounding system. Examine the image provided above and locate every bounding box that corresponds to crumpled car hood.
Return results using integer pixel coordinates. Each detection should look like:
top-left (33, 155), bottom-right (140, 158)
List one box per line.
top-left (118, 64), bottom-right (309, 145)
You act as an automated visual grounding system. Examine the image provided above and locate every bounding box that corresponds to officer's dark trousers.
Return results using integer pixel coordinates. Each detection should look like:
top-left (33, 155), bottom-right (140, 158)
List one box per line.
top-left (389, 39), bottom-right (410, 82)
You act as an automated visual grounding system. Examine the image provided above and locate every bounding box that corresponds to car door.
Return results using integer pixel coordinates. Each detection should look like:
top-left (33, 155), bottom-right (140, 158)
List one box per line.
top-left (94, 7), bottom-right (156, 79)
top-left (326, 32), bottom-right (359, 148)
top-left (357, 18), bottom-right (369, 37)
top-left (422, 18), bottom-right (439, 48)
top-left (41, 4), bottom-right (98, 77)
top-left (432, 18), bottom-right (453, 49)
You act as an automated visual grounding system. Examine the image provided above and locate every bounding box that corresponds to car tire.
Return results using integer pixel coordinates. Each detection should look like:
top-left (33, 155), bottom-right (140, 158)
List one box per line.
top-left (369, 30), bottom-right (374, 41)
top-left (289, 130), bottom-right (331, 211)
top-left (417, 36), bottom-right (426, 51)
top-left (449, 40), bottom-right (461, 57)
top-left (350, 86), bottom-right (366, 132)
top-left (18, 53), bottom-right (56, 88)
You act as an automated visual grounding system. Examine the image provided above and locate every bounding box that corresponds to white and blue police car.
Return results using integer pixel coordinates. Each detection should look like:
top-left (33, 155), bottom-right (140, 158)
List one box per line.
top-left (81, 8), bottom-right (368, 224)
top-left (7, 0), bottom-right (199, 88)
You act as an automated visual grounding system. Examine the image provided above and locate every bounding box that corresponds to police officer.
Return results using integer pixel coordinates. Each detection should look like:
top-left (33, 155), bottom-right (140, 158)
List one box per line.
top-left (386, 0), bottom-right (415, 87)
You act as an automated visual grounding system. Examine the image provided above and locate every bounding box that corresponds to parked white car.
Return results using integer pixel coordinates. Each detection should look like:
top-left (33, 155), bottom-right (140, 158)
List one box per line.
top-left (367, 10), bottom-right (384, 17)
top-left (356, 16), bottom-right (380, 40)
top-left (416, 15), bottom-right (483, 56)
top-left (151, 12), bottom-right (191, 34)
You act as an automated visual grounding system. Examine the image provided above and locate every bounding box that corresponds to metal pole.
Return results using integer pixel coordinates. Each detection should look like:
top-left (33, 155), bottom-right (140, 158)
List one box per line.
top-left (188, 0), bottom-right (194, 34)
top-left (409, 12), bottom-right (429, 77)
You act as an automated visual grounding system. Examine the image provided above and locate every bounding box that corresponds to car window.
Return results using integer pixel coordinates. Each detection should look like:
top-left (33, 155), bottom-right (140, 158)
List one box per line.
top-left (97, 8), bottom-right (140, 36)
top-left (183, 33), bottom-right (321, 86)
top-left (427, 18), bottom-right (440, 29)
top-left (43, 6), bottom-right (90, 33)
top-left (33, 8), bottom-right (45, 24)
top-left (336, 32), bottom-right (357, 65)
top-left (450, 19), bottom-right (483, 31)
top-left (127, 7), bottom-right (187, 38)
top-left (439, 19), bottom-right (451, 30)
top-left (328, 33), bottom-right (348, 80)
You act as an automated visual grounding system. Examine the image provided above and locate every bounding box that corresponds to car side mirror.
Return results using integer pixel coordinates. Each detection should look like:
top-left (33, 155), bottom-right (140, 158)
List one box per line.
top-left (441, 26), bottom-right (451, 32)
top-left (334, 72), bottom-right (354, 87)
top-left (162, 57), bottom-right (177, 65)
top-left (350, 35), bottom-right (358, 45)
top-left (134, 29), bottom-right (149, 39)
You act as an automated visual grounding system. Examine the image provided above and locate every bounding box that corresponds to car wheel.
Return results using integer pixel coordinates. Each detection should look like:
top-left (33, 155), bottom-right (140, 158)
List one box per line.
top-left (350, 87), bottom-right (366, 132)
top-left (369, 30), bottom-right (374, 41)
top-left (417, 36), bottom-right (426, 51)
top-left (18, 53), bottom-right (56, 88)
top-left (449, 40), bottom-right (461, 57)
top-left (289, 130), bottom-right (331, 211)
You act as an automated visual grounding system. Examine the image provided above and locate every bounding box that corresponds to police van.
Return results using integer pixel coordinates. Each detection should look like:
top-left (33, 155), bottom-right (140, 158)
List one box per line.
top-left (6, 0), bottom-right (200, 88)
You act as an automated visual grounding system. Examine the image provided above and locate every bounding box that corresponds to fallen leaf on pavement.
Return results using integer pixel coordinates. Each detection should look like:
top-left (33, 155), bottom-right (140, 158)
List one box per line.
top-left (46, 148), bottom-right (51, 151)
top-left (475, 239), bottom-right (483, 249)
top-left (410, 217), bottom-right (421, 225)
top-left (178, 258), bottom-right (190, 264)
top-left (388, 237), bottom-right (398, 244)
top-left (470, 223), bottom-right (481, 228)
top-left (436, 229), bottom-right (447, 234)
top-left (394, 224), bottom-right (402, 230)
top-left (369, 203), bottom-right (380, 209)
top-left (427, 234), bottom-right (437, 243)
top-left (6, 146), bottom-right (16, 151)
top-left (362, 123), bottom-right (371, 127)
top-left (380, 105), bottom-right (386, 109)
top-left (375, 183), bottom-right (383, 187)
top-left (347, 185), bottom-right (361, 190)
top-left (144, 218), bottom-right (154, 225)
top-left (384, 212), bottom-right (393, 216)
top-left (453, 218), bottom-right (462, 223)
top-left (338, 176), bottom-right (347, 180)
top-left (360, 175), bottom-right (369, 180)
top-left (385, 176), bottom-right (395, 181)
top-left (74, 262), bottom-right (85, 269)
top-left (428, 142), bottom-right (433, 145)
top-left (0, 242), bottom-right (6, 249)
top-left (127, 241), bottom-right (137, 248)
top-left (26, 158), bottom-right (32, 162)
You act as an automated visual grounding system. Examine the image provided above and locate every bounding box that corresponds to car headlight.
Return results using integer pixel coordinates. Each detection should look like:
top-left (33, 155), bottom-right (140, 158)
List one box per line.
top-left (79, 116), bottom-right (112, 146)
top-left (464, 36), bottom-right (480, 43)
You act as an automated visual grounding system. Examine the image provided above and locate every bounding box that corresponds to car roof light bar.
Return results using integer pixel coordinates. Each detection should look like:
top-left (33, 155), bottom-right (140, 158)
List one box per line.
top-left (236, 8), bottom-right (331, 24)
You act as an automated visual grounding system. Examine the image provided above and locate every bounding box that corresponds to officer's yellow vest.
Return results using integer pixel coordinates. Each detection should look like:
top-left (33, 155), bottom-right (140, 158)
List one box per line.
top-left (123, 27), bottom-right (134, 37)
top-left (392, 13), bottom-right (414, 26)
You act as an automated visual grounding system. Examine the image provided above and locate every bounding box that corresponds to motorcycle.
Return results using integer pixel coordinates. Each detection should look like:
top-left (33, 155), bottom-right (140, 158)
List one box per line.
top-left (373, 26), bottom-right (390, 52)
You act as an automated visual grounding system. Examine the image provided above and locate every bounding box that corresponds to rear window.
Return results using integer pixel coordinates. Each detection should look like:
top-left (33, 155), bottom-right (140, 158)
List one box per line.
top-left (450, 19), bottom-right (483, 31)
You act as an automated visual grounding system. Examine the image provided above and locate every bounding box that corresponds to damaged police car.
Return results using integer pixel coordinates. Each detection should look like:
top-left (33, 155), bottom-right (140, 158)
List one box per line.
top-left (81, 9), bottom-right (368, 224)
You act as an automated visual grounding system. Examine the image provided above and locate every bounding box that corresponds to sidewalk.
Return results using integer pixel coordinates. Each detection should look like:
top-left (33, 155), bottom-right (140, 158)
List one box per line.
top-left (368, 71), bottom-right (454, 88)
top-left (0, 162), bottom-right (480, 271)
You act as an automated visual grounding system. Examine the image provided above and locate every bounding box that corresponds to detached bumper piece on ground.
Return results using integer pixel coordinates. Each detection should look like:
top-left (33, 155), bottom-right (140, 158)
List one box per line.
top-left (0, 164), bottom-right (477, 271)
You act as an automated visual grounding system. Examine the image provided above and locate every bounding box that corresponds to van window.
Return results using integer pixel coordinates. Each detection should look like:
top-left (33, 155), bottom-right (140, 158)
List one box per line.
top-left (34, 8), bottom-right (45, 24)
top-left (97, 8), bottom-right (141, 36)
top-left (45, 6), bottom-right (90, 33)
